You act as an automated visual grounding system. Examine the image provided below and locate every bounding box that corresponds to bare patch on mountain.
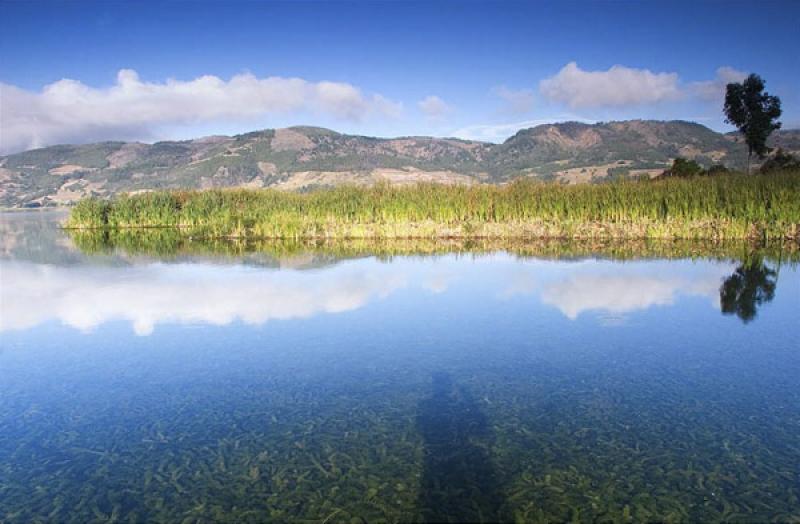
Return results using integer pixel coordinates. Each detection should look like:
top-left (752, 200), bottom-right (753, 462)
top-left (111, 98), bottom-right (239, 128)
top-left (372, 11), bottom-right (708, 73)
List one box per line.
top-left (49, 165), bottom-right (91, 175)
top-left (272, 129), bottom-right (315, 151)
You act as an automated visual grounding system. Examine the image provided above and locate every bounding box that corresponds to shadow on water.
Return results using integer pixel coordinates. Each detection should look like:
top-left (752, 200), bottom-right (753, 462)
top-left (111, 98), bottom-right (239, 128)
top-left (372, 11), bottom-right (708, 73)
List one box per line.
top-left (720, 257), bottom-right (778, 323)
top-left (416, 371), bottom-right (506, 523)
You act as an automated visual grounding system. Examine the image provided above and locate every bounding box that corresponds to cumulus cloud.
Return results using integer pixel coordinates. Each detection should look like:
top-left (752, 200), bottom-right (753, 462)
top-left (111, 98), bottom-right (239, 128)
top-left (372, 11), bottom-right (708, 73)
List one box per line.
top-left (492, 86), bottom-right (535, 114)
top-left (0, 69), bottom-right (402, 154)
top-left (539, 62), bottom-right (682, 108)
top-left (417, 95), bottom-right (452, 120)
top-left (689, 66), bottom-right (748, 101)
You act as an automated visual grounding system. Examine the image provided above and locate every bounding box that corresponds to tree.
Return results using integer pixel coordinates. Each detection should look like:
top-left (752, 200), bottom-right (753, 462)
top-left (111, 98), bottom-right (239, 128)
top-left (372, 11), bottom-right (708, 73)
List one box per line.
top-left (723, 74), bottom-right (782, 174)
top-left (663, 157), bottom-right (703, 177)
top-left (759, 148), bottom-right (800, 174)
top-left (705, 164), bottom-right (730, 176)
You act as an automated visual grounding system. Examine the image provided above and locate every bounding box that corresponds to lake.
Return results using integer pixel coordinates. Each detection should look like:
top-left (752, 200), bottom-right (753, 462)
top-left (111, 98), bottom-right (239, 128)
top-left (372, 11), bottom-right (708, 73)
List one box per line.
top-left (1, 211), bottom-right (798, 522)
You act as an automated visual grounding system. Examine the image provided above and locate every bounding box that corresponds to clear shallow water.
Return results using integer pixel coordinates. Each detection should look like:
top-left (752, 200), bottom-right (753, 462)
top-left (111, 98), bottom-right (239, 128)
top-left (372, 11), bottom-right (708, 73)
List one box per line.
top-left (1, 212), bottom-right (799, 522)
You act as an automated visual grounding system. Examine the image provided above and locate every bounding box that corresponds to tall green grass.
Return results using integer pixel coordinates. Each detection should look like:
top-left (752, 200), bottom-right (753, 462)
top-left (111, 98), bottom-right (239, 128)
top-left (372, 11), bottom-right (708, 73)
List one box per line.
top-left (66, 170), bottom-right (800, 240)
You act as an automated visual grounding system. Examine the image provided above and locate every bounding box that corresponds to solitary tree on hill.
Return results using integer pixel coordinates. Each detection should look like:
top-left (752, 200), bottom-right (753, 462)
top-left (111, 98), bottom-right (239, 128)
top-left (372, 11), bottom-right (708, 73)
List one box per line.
top-left (723, 74), bottom-right (782, 174)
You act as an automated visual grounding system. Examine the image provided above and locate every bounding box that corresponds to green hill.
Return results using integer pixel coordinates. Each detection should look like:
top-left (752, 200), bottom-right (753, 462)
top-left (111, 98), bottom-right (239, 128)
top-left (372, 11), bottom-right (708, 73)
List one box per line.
top-left (1, 120), bottom-right (797, 208)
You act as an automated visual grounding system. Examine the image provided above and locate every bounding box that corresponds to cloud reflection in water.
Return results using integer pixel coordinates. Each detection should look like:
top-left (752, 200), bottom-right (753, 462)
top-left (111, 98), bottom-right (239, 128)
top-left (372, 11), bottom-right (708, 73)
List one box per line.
top-left (1, 261), bottom-right (407, 335)
top-left (1, 256), bottom-right (752, 335)
top-left (500, 260), bottom-right (734, 320)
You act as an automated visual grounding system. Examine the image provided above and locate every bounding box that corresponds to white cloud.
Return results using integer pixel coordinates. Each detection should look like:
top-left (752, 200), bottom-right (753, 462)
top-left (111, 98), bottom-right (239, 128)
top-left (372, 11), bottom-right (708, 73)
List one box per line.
top-left (417, 95), bottom-right (452, 120)
top-left (539, 62), bottom-right (682, 108)
top-left (466, 64), bottom-right (739, 140)
top-left (451, 116), bottom-right (595, 143)
top-left (689, 66), bottom-right (748, 101)
top-left (0, 69), bottom-right (402, 154)
top-left (493, 86), bottom-right (535, 114)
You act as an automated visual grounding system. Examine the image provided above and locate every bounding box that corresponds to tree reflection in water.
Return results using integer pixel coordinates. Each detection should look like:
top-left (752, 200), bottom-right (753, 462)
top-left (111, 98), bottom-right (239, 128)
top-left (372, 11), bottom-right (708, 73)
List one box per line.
top-left (720, 258), bottom-right (778, 323)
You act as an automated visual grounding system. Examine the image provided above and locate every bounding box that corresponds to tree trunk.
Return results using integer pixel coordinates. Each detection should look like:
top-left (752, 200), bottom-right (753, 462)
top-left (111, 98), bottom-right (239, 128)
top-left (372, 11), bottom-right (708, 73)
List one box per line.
top-left (747, 149), bottom-right (752, 175)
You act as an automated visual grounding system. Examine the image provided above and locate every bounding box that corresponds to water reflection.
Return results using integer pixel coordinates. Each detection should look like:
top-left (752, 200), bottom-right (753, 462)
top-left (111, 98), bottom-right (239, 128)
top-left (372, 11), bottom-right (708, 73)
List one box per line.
top-left (500, 261), bottom-right (739, 322)
top-left (0, 210), bottom-right (79, 264)
top-left (416, 372), bottom-right (504, 522)
top-left (2, 212), bottom-right (799, 522)
top-left (0, 261), bottom-right (406, 335)
top-left (720, 258), bottom-right (778, 323)
top-left (539, 270), bottom-right (729, 320)
top-left (1, 212), bottom-right (795, 335)
top-left (2, 255), bottom-right (791, 335)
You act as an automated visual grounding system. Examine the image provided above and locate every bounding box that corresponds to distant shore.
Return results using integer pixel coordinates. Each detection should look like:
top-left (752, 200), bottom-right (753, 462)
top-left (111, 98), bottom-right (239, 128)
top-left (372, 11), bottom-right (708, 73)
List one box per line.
top-left (65, 171), bottom-right (800, 241)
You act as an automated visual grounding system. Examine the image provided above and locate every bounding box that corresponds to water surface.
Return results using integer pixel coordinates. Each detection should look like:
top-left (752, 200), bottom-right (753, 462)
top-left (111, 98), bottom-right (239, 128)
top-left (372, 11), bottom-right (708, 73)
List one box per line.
top-left (1, 211), bottom-right (798, 522)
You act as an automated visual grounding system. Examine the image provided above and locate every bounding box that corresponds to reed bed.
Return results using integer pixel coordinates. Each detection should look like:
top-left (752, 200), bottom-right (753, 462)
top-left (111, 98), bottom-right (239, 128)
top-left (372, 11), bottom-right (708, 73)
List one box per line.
top-left (66, 170), bottom-right (800, 240)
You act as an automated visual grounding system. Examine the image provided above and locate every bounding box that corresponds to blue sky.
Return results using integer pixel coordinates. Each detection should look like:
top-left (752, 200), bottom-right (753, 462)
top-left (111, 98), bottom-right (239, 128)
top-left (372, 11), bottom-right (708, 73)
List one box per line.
top-left (1, 0), bottom-right (798, 153)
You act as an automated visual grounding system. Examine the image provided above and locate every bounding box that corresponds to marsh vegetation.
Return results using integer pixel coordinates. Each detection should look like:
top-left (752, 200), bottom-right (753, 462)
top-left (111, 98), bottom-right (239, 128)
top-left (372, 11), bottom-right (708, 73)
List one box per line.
top-left (66, 170), bottom-right (800, 241)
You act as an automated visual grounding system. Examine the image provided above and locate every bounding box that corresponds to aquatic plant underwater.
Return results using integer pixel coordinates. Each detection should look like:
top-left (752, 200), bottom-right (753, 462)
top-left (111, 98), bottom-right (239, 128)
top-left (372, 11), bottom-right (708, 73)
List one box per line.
top-left (2, 342), bottom-right (798, 523)
top-left (417, 372), bottom-right (505, 522)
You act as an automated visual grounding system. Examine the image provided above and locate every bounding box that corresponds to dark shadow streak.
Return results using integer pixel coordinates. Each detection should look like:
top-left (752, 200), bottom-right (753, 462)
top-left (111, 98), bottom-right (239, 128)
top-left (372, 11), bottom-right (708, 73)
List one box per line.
top-left (416, 371), bottom-right (506, 523)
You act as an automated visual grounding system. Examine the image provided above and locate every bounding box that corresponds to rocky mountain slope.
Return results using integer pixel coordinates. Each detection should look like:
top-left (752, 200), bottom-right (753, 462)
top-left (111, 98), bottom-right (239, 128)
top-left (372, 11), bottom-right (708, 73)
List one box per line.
top-left (1, 120), bottom-right (798, 208)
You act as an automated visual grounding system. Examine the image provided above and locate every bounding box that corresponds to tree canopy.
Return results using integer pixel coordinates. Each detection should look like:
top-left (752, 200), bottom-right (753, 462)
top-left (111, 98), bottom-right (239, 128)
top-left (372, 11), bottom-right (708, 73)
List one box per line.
top-left (760, 149), bottom-right (800, 173)
top-left (664, 157), bottom-right (703, 177)
top-left (723, 74), bottom-right (782, 172)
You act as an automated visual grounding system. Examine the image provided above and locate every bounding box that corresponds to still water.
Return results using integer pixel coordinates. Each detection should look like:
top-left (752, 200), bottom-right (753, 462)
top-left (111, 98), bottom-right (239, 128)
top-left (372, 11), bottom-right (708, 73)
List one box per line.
top-left (1, 211), bottom-right (798, 522)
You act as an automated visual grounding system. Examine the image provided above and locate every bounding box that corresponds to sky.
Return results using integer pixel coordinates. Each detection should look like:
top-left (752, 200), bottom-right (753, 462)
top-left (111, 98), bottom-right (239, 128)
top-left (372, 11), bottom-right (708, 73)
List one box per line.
top-left (1, 0), bottom-right (798, 154)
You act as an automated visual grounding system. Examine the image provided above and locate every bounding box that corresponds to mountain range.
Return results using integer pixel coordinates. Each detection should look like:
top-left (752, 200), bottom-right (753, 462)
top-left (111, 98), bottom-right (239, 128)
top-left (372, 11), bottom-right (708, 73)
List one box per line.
top-left (2, 120), bottom-right (798, 208)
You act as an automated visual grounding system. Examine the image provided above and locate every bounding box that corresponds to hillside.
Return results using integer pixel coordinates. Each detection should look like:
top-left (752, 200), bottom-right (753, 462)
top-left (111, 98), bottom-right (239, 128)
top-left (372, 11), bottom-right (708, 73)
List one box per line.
top-left (1, 120), bottom-right (798, 208)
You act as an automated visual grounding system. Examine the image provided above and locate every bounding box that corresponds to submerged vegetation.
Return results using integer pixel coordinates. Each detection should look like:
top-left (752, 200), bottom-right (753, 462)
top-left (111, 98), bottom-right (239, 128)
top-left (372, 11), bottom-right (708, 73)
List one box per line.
top-left (4, 332), bottom-right (800, 522)
top-left (66, 170), bottom-right (800, 241)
